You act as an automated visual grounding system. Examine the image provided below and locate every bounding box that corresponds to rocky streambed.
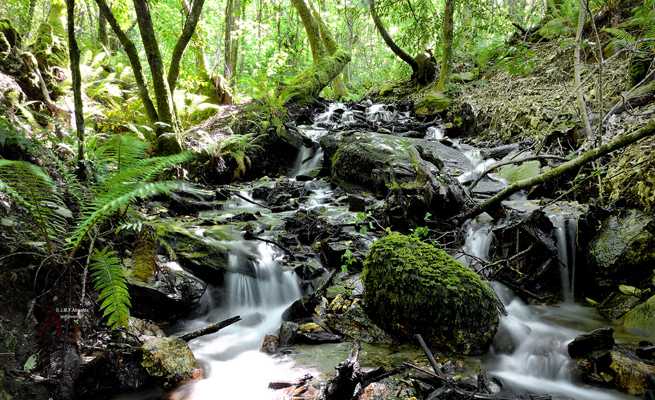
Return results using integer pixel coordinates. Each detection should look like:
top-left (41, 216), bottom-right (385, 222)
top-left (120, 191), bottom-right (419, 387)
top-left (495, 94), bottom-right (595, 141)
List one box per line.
top-left (2, 100), bottom-right (655, 400)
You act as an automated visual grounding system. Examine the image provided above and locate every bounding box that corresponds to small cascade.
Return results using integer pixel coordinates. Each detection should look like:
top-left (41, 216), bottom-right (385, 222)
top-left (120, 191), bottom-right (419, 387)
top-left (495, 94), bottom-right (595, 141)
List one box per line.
top-left (549, 214), bottom-right (578, 303)
top-left (167, 242), bottom-right (304, 400)
top-left (365, 104), bottom-right (392, 122)
top-left (426, 125), bottom-right (444, 140)
top-left (458, 213), bottom-right (495, 270)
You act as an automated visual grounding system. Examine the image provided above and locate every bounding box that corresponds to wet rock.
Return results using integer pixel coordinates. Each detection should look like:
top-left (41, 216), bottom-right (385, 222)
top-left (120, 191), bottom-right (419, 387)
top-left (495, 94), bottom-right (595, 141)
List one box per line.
top-left (282, 292), bottom-right (321, 322)
top-left (492, 321), bottom-right (530, 354)
top-left (320, 130), bottom-right (472, 193)
top-left (347, 194), bottom-right (371, 212)
top-left (125, 317), bottom-right (166, 344)
top-left (358, 382), bottom-right (391, 400)
top-left (151, 221), bottom-right (237, 284)
top-left (481, 143), bottom-right (520, 160)
top-left (497, 160), bottom-right (541, 183)
top-left (636, 342), bottom-right (655, 361)
top-left (568, 328), bottom-right (615, 359)
top-left (414, 93), bottom-right (452, 117)
top-left (325, 298), bottom-right (394, 344)
top-left (299, 322), bottom-right (325, 333)
top-left (318, 233), bottom-right (367, 272)
top-left (596, 350), bottom-right (655, 395)
top-left (124, 262), bottom-right (208, 322)
top-left (285, 209), bottom-right (339, 245)
top-left (326, 285), bottom-right (347, 299)
top-left (586, 209), bottom-right (655, 289)
top-left (597, 292), bottom-right (641, 321)
top-left (296, 331), bottom-right (343, 344)
top-left (141, 337), bottom-right (203, 388)
top-left (262, 334), bottom-right (279, 353)
top-left (618, 294), bottom-right (655, 331)
top-left (363, 233), bottom-right (499, 354)
top-left (279, 321), bottom-right (299, 346)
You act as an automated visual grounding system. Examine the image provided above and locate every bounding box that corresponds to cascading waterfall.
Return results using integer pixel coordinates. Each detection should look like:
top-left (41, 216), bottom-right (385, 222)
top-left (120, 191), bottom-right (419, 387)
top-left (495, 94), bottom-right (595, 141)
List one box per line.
top-left (549, 214), bottom-right (578, 303)
top-left (167, 241), bottom-right (305, 400)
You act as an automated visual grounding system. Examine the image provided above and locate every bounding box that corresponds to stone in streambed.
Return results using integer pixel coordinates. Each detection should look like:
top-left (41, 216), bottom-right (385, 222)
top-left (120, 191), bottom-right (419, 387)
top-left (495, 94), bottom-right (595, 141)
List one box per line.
top-left (414, 93), bottom-right (452, 117)
top-left (141, 337), bottom-right (203, 388)
top-left (618, 294), bottom-right (655, 331)
top-left (279, 321), bottom-right (299, 346)
top-left (568, 327), bottom-right (615, 359)
top-left (363, 233), bottom-right (500, 354)
top-left (598, 292), bottom-right (641, 321)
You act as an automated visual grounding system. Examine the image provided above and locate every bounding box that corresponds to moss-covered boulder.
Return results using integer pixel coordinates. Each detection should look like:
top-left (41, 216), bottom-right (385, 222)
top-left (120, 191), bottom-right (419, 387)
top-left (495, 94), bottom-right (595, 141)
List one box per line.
top-left (618, 294), bottom-right (655, 331)
top-left (497, 160), bottom-right (541, 183)
top-left (414, 93), bottom-right (452, 117)
top-left (586, 209), bottom-right (655, 289)
top-left (363, 233), bottom-right (499, 354)
top-left (598, 292), bottom-right (642, 321)
top-left (379, 82), bottom-right (394, 96)
top-left (141, 337), bottom-right (203, 388)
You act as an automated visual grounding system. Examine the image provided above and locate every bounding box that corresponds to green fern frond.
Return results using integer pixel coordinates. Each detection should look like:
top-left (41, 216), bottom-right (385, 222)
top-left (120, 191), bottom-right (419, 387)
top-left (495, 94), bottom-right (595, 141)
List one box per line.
top-left (94, 134), bottom-right (151, 174)
top-left (90, 247), bottom-right (131, 329)
top-left (132, 229), bottom-right (157, 281)
top-left (601, 28), bottom-right (636, 44)
top-left (0, 160), bottom-right (68, 262)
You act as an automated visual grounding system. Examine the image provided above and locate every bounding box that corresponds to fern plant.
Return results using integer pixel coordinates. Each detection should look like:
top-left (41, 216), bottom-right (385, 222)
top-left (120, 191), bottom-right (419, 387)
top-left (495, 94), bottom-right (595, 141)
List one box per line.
top-left (90, 247), bottom-right (131, 329)
top-left (0, 134), bottom-right (195, 329)
top-left (0, 160), bottom-right (68, 268)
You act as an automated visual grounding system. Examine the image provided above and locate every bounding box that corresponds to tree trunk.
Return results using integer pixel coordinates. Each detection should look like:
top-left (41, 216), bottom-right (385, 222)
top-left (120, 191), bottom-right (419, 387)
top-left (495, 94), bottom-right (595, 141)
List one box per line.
top-left (456, 120), bottom-right (655, 221)
top-left (95, 0), bottom-right (158, 124)
top-left (369, 0), bottom-right (418, 74)
top-left (66, 0), bottom-right (85, 179)
top-left (167, 0), bottom-right (206, 92)
top-left (284, 0), bottom-right (351, 105)
top-left (98, 12), bottom-right (108, 47)
top-left (436, 0), bottom-right (454, 91)
top-left (574, 0), bottom-right (594, 140)
top-left (133, 0), bottom-right (179, 133)
top-left (24, 0), bottom-right (37, 37)
top-left (223, 0), bottom-right (241, 87)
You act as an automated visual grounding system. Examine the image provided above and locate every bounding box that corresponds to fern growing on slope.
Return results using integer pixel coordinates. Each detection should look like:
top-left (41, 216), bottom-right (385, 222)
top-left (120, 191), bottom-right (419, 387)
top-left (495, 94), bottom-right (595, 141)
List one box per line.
top-left (1, 134), bottom-right (196, 329)
top-left (0, 160), bottom-right (68, 268)
top-left (90, 247), bottom-right (131, 329)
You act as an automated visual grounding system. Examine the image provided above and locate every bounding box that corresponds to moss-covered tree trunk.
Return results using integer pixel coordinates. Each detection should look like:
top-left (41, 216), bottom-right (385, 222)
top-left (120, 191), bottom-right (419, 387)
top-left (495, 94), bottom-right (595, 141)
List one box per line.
top-left (436, 0), bottom-right (454, 92)
top-left (284, 0), bottom-right (351, 105)
top-left (66, 0), bottom-right (85, 178)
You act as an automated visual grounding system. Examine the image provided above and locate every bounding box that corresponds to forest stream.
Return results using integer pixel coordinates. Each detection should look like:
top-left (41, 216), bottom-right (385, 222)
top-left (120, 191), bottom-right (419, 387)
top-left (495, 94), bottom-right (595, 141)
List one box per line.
top-left (110, 103), bottom-right (655, 400)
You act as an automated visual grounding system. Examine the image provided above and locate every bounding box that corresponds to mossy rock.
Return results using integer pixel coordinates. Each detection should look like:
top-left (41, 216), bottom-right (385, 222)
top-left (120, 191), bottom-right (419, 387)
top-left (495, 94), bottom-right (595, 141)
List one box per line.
top-left (0, 19), bottom-right (21, 49)
top-left (141, 337), bottom-right (203, 388)
top-left (586, 209), bottom-right (655, 286)
top-left (498, 160), bottom-right (541, 183)
top-left (452, 72), bottom-right (476, 83)
top-left (414, 93), bottom-right (452, 117)
top-left (32, 22), bottom-right (68, 69)
top-left (618, 295), bottom-right (655, 331)
top-left (598, 292), bottom-right (642, 321)
top-left (363, 233), bottom-right (499, 354)
top-left (379, 82), bottom-right (394, 96)
top-left (0, 32), bottom-right (9, 53)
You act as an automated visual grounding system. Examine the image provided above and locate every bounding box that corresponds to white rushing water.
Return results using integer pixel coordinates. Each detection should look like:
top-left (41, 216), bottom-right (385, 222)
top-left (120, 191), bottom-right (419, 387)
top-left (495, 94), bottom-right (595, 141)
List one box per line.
top-left (167, 242), bottom-right (305, 400)
top-left (461, 214), bottom-right (636, 400)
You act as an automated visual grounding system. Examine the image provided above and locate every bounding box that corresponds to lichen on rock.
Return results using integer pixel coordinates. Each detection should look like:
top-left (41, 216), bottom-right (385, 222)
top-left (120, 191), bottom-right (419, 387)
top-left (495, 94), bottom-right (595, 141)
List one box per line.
top-left (362, 232), bottom-right (499, 354)
top-left (141, 337), bottom-right (203, 388)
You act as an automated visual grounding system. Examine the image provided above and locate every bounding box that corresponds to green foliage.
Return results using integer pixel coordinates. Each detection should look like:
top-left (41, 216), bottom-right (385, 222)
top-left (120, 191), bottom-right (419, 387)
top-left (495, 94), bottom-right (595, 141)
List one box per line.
top-left (199, 132), bottom-right (264, 181)
top-left (0, 160), bottom-right (67, 263)
top-left (363, 233), bottom-right (499, 351)
top-left (340, 248), bottom-right (355, 274)
top-left (0, 116), bottom-right (34, 154)
top-left (132, 228), bottom-right (158, 281)
top-left (90, 247), bottom-right (131, 329)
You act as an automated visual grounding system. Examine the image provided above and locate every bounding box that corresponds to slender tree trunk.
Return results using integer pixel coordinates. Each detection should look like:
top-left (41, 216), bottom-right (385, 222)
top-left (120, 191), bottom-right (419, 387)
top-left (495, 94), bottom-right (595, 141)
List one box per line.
top-left (223, 0), bottom-right (240, 86)
top-left (98, 12), bottom-right (108, 47)
top-left (436, 0), bottom-right (454, 91)
top-left (574, 0), bottom-right (594, 140)
top-left (67, 0), bottom-right (85, 179)
top-left (95, 0), bottom-right (158, 124)
top-left (167, 0), bottom-right (206, 92)
top-left (369, 0), bottom-right (418, 73)
top-left (133, 0), bottom-right (179, 132)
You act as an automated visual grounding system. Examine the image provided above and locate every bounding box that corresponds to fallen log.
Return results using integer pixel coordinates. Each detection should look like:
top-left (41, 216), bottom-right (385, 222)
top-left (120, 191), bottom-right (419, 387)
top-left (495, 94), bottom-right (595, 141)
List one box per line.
top-left (268, 373), bottom-right (313, 390)
top-left (455, 120), bottom-right (655, 222)
top-left (319, 340), bottom-right (363, 400)
top-left (178, 316), bottom-right (241, 342)
top-left (415, 334), bottom-right (444, 378)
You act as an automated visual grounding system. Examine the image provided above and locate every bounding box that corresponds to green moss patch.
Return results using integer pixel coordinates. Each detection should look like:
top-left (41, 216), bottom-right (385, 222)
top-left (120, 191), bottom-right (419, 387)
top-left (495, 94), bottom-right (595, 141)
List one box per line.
top-left (363, 233), bottom-right (499, 354)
